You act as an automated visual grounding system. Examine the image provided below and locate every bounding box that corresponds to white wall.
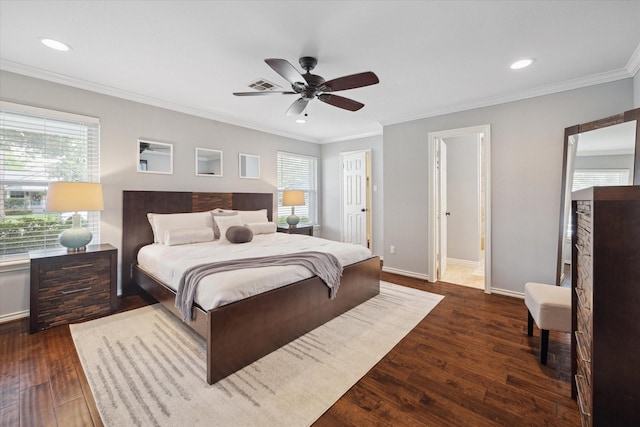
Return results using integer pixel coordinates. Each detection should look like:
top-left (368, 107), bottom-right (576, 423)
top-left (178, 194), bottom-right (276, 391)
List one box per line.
top-left (383, 79), bottom-right (634, 295)
top-left (0, 70), bottom-right (320, 320)
top-left (320, 135), bottom-right (383, 257)
top-left (444, 135), bottom-right (480, 263)
top-left (634, 69), bottom-right (640, 108)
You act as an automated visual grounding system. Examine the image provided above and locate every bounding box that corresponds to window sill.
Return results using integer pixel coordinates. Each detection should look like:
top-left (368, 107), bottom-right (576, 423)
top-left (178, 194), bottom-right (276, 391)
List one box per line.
top-left (0, 257), bottom-right (30, 273)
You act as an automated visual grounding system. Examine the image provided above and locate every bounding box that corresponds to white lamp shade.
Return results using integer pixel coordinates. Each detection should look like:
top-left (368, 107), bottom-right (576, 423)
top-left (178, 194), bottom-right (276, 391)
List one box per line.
top-left (282, 190), bottom-right (305, 207)
top-left (46, 182), bottom-right (104, 212)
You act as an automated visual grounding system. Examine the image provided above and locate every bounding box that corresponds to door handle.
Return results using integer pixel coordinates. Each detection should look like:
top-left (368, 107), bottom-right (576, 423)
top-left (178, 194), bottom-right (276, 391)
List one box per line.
top-left (361, 208), bottom-right (367, 212)
top-left (445, 212), bottom-right (451, 216)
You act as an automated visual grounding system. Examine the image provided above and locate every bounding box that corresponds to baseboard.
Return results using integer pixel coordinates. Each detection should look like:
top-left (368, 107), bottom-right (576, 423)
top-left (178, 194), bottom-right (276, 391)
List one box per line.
top-left (0, 310), bottom-right (29, 324)
top-left (490, 287), bottom-right (524, 299)
top-left (382, 266), bottom-right (431, 281)
top-left (447, 258), bottom-right (481, 267)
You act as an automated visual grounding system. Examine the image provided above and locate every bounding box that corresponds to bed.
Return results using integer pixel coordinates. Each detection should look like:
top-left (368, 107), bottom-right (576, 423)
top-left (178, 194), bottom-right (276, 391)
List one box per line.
top-left (121, 190), bottom-right (380, 384)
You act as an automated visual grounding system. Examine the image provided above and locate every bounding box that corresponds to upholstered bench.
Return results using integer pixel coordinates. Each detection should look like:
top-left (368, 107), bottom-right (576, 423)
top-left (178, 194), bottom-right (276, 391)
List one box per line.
top-left (524, 282), bottom-right (571, 365)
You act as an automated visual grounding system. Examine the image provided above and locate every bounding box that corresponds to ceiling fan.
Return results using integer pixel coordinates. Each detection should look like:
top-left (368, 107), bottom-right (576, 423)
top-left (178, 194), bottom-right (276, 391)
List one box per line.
top-left (233, 57), bottom-right (379, 116)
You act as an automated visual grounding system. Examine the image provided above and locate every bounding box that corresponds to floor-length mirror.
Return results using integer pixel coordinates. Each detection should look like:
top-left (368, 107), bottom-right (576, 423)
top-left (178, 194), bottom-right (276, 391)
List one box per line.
top-left (556, 108), bottom-right (640, 285)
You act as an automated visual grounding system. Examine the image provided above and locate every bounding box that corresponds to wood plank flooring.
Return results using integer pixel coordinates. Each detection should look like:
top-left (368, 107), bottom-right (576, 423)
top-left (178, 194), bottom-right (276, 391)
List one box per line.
top-left (0, 273), bottom-right (579, 426)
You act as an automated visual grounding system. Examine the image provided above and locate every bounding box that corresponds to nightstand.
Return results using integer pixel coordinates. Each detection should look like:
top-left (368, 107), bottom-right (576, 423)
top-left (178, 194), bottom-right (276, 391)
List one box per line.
top-left (29, 243), bottom-right (117, 333)
top-left (277, 225), bottom-right (314, 236)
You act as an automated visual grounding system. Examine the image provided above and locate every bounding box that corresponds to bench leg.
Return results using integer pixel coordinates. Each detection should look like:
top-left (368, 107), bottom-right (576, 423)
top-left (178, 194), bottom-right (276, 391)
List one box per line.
top-left (540, 329), bottom-right (549, 365)
top-left (527, 310), bottom-right (534, 336)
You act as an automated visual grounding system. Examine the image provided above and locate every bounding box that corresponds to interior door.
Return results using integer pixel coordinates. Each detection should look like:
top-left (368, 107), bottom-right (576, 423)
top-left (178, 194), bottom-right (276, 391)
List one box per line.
top-left (342, 151), bottom-right (369, 247)
top-left (439, 140), bottom-right (448, 277)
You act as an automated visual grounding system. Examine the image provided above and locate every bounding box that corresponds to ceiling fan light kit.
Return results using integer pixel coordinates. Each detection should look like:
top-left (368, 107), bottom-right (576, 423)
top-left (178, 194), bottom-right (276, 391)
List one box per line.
top-left (233, 56), bottom-right (379, 116)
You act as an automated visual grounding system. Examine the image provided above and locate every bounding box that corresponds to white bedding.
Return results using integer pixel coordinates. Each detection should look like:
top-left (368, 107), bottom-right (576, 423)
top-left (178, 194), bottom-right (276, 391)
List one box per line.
top-left (137, 232), bottom-right (372, 311)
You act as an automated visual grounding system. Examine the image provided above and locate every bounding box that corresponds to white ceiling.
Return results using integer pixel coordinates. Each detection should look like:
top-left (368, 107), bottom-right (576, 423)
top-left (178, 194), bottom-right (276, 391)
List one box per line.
top-left (1, 1), bottom-right (639, 143)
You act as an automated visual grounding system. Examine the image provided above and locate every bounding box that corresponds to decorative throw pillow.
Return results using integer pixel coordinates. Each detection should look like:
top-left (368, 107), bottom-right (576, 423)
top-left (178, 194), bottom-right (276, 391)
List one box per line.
top-left (246, 222), bottom-right (277, 235)
top-left (164, 227), bottom-right (214, 246)
top-left (211, 211), bottom-right (239, 239)
top-left (225, 226), bottom-right (253, 244)
top-left (213, 214), bottom-right (244, 241)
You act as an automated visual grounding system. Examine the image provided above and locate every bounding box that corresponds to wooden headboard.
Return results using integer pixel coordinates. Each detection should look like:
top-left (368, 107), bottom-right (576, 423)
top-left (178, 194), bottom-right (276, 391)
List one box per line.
top-left (121, 191), bottom-right (273, 296)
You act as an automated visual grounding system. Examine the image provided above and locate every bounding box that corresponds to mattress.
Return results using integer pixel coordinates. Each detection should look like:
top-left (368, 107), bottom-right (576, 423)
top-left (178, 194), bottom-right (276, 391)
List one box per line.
top-left (137, 232), bottom-right (372, 311)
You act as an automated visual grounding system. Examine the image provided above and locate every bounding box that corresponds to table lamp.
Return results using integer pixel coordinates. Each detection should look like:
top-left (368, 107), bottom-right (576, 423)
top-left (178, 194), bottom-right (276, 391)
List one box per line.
top-left (282, 190), bottom-right (305, 228)
top-left (46, 182), bottom-right (104, 251)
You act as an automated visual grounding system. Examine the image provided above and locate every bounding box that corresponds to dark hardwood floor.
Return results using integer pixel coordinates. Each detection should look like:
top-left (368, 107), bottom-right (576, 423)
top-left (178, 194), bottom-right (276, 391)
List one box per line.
top-left (0, 273), bottom-right (579, 426)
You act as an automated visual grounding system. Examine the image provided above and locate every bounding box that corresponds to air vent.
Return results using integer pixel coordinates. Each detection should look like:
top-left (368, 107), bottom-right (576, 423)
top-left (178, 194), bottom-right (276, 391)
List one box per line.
top-left (248, 78), bottom-right (282, 91)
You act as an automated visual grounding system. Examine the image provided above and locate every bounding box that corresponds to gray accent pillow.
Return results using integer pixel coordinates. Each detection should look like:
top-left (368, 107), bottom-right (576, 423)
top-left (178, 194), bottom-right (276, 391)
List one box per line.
top-left (225, 226), bottom-right (253, 244)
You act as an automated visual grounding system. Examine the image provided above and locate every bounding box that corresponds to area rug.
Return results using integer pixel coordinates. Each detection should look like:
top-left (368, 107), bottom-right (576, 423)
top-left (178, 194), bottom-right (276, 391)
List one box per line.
top-left (71, 281), bottom-right (443, 427)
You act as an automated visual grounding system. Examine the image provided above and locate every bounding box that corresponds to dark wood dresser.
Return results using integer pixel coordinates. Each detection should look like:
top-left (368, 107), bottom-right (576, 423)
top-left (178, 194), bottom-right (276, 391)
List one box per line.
top-left (571, 186), bottom-right (640, 426)
top-left (29, 243), bottom-right (117, 333)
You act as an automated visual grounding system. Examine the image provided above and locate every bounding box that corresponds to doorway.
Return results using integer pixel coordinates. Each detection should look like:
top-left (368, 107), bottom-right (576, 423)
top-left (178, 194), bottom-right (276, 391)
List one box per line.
top-left (427, 125), bottom-right (491, 293)
top-left (340, 150), bottom-right (371, 248)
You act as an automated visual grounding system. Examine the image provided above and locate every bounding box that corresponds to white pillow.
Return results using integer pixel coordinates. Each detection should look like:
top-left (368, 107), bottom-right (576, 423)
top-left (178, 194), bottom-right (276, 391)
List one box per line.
top-left (164, 227), bottom-right (214, 246)
top-left (149, 211), bottom-right (214, 244)
top-left (213, 215), bottom-right (244, 242)
top-left (211, 211), bottom-right (239, 239)
top-left (246, 222), bottom-right (277, 235)
top-left (219, 209), bottom-right (269, 225)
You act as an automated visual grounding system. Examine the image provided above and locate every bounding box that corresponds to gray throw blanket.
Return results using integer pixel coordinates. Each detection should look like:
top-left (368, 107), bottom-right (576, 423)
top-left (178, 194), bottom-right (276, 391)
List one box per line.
top-left (175, 251), bottom-right (343, 322)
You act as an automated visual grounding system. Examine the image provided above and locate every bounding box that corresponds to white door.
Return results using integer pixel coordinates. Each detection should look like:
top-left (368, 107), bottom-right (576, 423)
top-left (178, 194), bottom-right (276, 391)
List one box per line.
top-left (438, 140), bottom-right (448, 277)
top-left (342, 151), bottom-right (369, 247)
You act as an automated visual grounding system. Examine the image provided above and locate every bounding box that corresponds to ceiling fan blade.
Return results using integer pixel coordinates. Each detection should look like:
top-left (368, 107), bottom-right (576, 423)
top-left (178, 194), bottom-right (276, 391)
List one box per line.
top-left (317, 94), bottom-right (364, 111)
top-left (233, 91), bottom-right (297, 96)
top-left (265, 58), bottom-right (306, 87)
top-left (321, 71), bottom-right (379, 92)
top-left (286, 98), bottom-right (309, 116)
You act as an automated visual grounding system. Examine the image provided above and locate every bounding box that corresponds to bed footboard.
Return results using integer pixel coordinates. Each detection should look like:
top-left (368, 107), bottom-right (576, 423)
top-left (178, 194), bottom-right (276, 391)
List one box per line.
top-left (206, 256), bottom-right (380, 384)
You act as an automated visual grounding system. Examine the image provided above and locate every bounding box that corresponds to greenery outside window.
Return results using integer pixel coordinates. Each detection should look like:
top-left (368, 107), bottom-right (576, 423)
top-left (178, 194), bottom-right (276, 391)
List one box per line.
top-left (277, 151), bottom-right (317, 226)
top-left (0, 102), bottom-right (100, 260)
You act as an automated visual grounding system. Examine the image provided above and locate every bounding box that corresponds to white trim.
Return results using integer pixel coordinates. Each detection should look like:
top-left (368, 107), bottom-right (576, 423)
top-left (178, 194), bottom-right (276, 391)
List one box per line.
top-left (428, 124), bottom-right (492, 294)
top-left (382, 266), bottom-right (430, 281)
top-left (447, 258), bottom-right (481, 267)
top-left (0, 310), bottom-right (29, 324)
top-left (380, 68), bottom-right (632, 127)
top-left (490, 288), bottom-right (524, 300)
top-left (0, 258), bottom-right (29, 273)
top-left (625, 42), bottom-right (640, 77)
top-left (0, 100), bottom-right (99, 124)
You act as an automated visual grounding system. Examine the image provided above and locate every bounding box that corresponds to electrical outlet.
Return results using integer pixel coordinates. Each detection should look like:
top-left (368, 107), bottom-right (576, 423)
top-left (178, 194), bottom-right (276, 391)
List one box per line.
top-left (390, 245), bottom-right (396, 254)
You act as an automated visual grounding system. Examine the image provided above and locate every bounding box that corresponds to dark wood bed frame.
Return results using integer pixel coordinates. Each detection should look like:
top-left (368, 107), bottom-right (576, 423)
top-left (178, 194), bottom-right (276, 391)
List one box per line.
top-left (121, 190), bottom-right (380, 384)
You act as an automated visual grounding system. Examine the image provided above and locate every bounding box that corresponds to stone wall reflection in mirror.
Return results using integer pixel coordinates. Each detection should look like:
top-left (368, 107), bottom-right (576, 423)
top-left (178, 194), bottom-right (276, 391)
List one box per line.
top-left (239, 153), bottom-right (260, 179)
top-left (138, 139), bottom-right (173, 174)
top-left (195, 148), bottom-right (223, 177)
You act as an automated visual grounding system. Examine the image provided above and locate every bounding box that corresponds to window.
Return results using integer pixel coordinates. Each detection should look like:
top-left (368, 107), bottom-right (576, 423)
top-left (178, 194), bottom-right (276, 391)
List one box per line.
top-left (0, 102), bottom-right (100, 260)
top-left (572, 169), bottom-right (631, 192)
top-left (277, 151), bottom-right (317, 225)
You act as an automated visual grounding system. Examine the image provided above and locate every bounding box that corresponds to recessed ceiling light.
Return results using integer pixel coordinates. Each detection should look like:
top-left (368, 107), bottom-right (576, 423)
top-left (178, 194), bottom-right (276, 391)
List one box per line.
top-left (40, 38), bottom-right (71, 51)
top-left (510, 58), bottom-right (534, 70)
top-left (296, 118), bottom-right (306, 124)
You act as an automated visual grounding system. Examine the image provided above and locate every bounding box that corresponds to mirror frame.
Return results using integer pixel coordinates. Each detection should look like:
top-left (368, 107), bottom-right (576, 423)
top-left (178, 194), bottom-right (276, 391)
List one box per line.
top-left (556, 107), bottom-right (640, 285)
top-left (195, 147), bottom-right (223, 177)
top-left (239, 153), bottom-right (260, 179)
top-left (137, 139), bottom-right (174, 175)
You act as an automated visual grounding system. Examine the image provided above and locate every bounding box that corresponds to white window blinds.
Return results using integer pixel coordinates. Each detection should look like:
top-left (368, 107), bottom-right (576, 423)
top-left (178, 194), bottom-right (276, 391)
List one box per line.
top-left (277, 151), bottom-right (317, 225)
top-left (0, 102), bottom-right (101, 259)
top-left (572, 169), bottom-right (631, 192)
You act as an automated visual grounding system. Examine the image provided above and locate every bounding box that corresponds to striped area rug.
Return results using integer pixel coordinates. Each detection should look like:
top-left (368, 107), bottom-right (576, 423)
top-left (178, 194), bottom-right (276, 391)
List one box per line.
top-left (71, 281), bottom-right (443, 427)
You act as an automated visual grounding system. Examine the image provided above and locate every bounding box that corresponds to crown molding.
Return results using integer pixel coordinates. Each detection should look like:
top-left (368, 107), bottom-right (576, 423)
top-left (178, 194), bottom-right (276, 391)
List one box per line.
top-left (626, 42), bottom-right (640, 76)
top-left (379, 67), bottom-right (633, 127)
top-left (0, 60), bottom-right (321, 144)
